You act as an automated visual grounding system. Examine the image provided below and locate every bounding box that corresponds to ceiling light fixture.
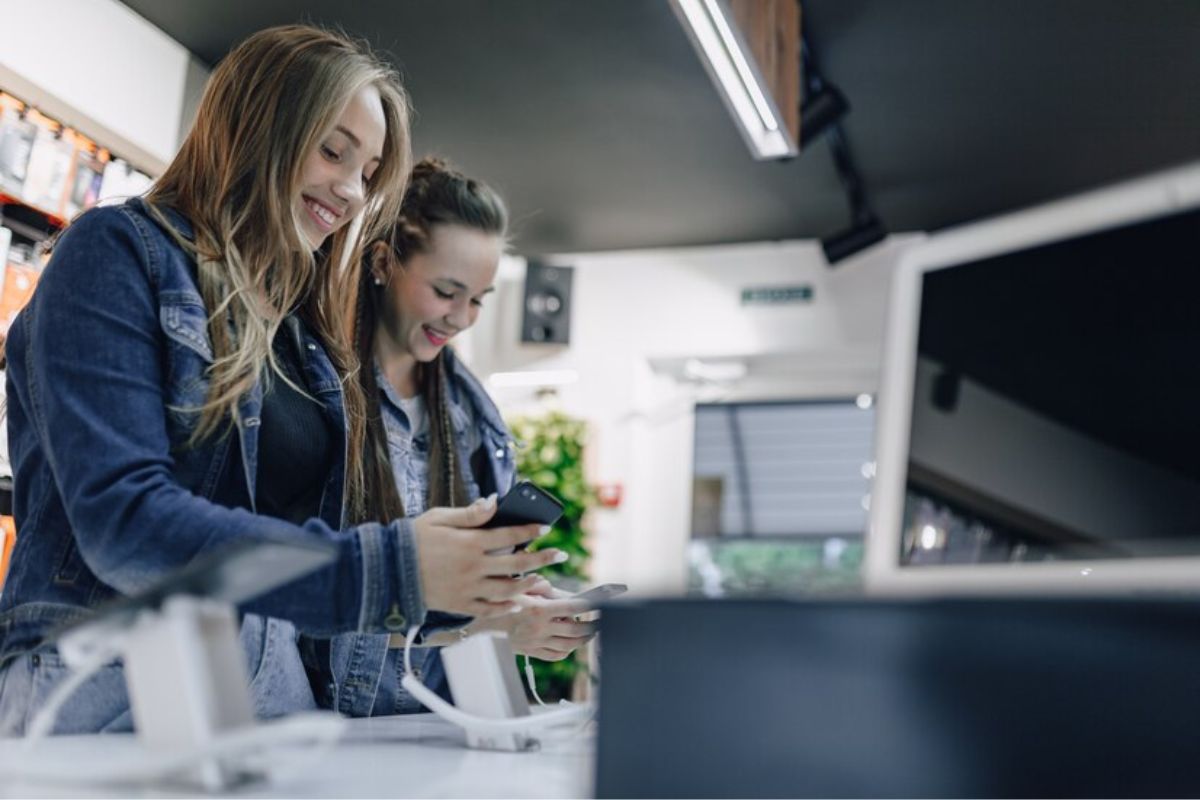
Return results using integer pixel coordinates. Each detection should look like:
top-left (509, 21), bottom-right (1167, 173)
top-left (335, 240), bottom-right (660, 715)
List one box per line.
top-left (797, 38), bottom-right (849, 151)
top-left (800, 37), bottom-right (889, 265)
top-left (683, 358), bottom-right (749, 383)
top-left (798, 84), bottom-right (848, 150)
top-left (671, 0), bottom-right (798, 160)
top-left (487, 369), bottom-right (580, 389)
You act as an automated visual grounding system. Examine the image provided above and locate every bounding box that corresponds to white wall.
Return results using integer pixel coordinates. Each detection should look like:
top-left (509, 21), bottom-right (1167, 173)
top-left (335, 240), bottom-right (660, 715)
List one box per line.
top-left (0, 0), bottom-right (203, 172)
top-left (461, 236), bottom-right (921, 595)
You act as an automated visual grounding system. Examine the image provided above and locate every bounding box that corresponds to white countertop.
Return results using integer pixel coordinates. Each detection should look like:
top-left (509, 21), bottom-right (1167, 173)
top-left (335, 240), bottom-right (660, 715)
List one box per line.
top-left (0, 713), bottom-right (595, 798)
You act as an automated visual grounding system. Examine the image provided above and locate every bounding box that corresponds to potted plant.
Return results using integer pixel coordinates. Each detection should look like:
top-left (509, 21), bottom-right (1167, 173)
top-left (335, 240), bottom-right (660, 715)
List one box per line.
top-left (507, 409), bottom-right (594, 701)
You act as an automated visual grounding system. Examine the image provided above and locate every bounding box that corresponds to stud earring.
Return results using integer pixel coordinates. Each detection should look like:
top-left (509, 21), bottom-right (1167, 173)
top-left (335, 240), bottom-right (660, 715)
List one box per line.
top-left (373, 275), bottom-right (385, 286)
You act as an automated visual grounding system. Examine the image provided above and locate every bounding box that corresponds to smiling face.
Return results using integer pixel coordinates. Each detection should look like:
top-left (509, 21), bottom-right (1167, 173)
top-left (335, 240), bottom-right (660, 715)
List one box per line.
top-left (373, 223), bottom-right (502, 365)
top-left (295, 84), bottom-right (387, 249)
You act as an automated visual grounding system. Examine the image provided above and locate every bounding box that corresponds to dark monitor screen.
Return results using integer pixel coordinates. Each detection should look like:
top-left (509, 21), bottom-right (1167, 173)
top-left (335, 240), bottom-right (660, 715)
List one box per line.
top-left (902, 206), bottom-right (1200, 566)
top-left (595, 597), bottom-right (1200, 798)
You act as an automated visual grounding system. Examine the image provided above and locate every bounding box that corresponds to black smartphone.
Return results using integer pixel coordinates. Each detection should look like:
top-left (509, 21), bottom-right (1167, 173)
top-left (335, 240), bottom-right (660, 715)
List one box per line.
top-left (483, 481), bottom-right (565, 530)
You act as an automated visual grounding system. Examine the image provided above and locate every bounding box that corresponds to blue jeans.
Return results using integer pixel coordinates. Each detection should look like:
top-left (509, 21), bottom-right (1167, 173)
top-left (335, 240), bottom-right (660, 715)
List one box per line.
top-left (0, 614), bottom-right (315, 736)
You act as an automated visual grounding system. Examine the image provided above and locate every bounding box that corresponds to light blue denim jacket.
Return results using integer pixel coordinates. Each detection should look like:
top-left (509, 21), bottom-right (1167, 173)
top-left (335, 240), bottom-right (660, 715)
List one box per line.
top-left (0, 199), bottom-right (430, 734)
top-left (307, 348), bottom-right (518, 717)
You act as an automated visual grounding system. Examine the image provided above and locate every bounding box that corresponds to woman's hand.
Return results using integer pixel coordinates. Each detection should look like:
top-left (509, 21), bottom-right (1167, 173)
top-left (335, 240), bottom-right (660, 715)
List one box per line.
top-left (471, 584), bottom-right (597, 661)
top-left (413, 495), bottom-right (567, 619)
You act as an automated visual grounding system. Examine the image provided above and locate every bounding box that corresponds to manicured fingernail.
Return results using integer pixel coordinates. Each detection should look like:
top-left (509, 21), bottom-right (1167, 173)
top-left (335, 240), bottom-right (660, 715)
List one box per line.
top-left (539, 525), bottom-right (552, 537)
top-left (553, 551), bottom-right (569, 564)
top-left (508, 604), bottom-right (522, 614)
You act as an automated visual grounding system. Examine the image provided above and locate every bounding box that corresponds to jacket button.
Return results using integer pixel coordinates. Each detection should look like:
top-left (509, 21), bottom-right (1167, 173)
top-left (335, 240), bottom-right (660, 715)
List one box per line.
top-left (383, 607), bottom-right (406, 632)
top-left (494, 448), bottom-right (505, 459)
top-left (306, 343), bottom-right (317, 351)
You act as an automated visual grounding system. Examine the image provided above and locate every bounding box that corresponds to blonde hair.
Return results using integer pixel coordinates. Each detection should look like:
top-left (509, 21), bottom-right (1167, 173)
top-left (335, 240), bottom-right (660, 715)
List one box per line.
top-left (146, 24), bottom-right (411, 523)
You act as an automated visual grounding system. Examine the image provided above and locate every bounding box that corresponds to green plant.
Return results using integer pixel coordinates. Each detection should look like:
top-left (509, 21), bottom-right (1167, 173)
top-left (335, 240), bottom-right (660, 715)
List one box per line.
top-left (506, 409), bottom-right (594, 701)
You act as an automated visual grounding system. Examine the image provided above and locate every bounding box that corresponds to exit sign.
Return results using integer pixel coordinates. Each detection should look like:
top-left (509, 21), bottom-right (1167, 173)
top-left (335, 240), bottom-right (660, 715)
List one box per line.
top-left (741, 285), bottom-right (814, 305)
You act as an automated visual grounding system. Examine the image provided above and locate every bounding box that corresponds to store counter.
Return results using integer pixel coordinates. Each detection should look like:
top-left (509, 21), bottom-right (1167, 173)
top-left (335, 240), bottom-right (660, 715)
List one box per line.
top-left (0, 714), bottom-right (593, 798)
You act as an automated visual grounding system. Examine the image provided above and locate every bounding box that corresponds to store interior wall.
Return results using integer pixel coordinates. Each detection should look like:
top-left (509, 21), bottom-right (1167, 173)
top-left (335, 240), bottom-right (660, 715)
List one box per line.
top-left (0, 0), bottom-right (200, 172)
top-left (462, 236), bottom-right (922, 593)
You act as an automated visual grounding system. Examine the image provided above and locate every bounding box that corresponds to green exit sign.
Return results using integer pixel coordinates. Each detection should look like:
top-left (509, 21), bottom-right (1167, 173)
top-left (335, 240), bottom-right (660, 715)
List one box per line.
top-left (741, 285), bottom-right (814, 305)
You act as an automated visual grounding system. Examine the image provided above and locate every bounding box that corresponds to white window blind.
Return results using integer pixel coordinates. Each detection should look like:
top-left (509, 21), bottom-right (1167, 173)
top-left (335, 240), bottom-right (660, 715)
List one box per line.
top-left (692, 400), bottom-right (875, 537)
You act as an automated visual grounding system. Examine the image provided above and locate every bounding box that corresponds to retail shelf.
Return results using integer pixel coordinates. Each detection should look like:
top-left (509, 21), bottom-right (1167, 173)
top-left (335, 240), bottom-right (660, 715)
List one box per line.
top-left (0, 191), bottom-right (67, 229)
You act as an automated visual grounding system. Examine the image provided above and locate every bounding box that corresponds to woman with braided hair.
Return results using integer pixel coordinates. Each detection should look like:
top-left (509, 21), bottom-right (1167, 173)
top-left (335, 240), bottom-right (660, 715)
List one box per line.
top-left (304, 158), bottom-right (596, 715)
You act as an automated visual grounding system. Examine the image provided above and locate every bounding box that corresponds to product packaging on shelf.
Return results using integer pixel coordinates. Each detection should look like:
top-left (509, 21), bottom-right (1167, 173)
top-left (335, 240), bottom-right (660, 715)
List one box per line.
top-left (0, 225), bottom-right (11, 323)
top-left (21, 122), bottom-right (74, 212)
top-left (63, 145), bottom-right (108, 218)
top-left (0, 105), bottom-right (36, 196)
top-left (97, 157), bottom-right (153, 205)
top-left (0, 90), bottom-right (144, 220)
top-left (0, 242), bottom-right (40, 336)
top-left (0, 225), bottom-right (10, 277)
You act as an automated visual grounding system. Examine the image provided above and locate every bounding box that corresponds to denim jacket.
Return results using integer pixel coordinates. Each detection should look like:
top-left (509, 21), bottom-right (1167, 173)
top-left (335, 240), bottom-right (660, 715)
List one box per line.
top-left (310, 347), bottom-right (519, 717)
top-left (0, 199), bottom-right (430, 732)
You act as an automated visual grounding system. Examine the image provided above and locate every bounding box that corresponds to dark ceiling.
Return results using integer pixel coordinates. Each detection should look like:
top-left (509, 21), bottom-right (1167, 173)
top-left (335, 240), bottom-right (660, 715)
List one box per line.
top-left (119, 0), bottom-right (1200, 257)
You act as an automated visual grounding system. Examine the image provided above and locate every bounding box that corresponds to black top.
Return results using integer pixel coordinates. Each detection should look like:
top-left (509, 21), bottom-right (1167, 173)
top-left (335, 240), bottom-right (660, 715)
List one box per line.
top-left (256, 321), bottom-right (336, 525)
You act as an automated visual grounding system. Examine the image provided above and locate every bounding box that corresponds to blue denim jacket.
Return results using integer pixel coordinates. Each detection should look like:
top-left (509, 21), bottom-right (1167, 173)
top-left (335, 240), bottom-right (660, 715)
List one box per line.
top-left (311, 347), bottom-right (518, 717)
top-left (0, 199), bottom-right (431, 733)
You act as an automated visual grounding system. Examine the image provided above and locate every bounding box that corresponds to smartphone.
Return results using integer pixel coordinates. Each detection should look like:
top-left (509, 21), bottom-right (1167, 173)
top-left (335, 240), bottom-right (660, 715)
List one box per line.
top-left (572, 583), bottom-right (628, 604)
top-left (482, 481), bottom-right (565, 556)
top-left (483, 481), bottom-right (564, 529)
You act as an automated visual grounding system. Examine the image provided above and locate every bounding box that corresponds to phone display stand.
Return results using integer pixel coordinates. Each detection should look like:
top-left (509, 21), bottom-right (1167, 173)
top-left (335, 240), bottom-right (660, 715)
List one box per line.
top-left (58, 595), bottom-right (256, 790)
top-left (42, 539), bottom-right (341, 791)
top-left (441, 632), bottom-right (538, 752)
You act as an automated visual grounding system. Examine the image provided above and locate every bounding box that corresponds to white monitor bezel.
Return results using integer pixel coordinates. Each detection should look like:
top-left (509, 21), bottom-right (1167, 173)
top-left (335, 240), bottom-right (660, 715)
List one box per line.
top-left (864, 161), bottom-right (1200, 595)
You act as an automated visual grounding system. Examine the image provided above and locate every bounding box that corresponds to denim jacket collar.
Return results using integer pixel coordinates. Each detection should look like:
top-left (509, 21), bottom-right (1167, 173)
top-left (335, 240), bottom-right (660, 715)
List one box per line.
top-left (440, 348), bottom-right (509, 442)
top-left (132, 197), bottom-right (196, 243)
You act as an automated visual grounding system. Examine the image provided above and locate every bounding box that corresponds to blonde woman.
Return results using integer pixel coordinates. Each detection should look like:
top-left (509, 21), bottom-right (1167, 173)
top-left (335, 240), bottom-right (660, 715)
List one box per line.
top-left (0, 25), bottom-right (563, 734)
top-left (306, 158), bottom-right (595, 716)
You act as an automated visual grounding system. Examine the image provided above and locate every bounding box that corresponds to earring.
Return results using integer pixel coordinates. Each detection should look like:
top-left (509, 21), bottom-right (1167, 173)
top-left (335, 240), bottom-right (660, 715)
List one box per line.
top-left (373, 275), bottom-right (385, 286)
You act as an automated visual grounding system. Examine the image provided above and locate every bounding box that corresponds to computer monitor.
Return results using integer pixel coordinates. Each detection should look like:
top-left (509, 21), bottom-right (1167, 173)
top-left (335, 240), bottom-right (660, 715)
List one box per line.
top-left (866, 162), bottom-right (1200, 593)
top-left (594, 597), bottom-right (1200, 798)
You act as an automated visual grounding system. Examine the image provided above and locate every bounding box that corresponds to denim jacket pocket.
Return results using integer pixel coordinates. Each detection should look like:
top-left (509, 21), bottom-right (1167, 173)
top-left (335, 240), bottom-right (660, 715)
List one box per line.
top-left (16, 649), bottom-right (131, 734)
top-left (159, 292), bottom-right (213, 444)
top-left (244, 616), bottom-right (317, 719)
top-left (160, 292), bottom-right (213, 362)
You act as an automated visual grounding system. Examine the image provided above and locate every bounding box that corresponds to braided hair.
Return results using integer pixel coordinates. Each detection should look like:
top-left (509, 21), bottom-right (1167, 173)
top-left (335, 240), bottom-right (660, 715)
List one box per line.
top-left (356, 157), bottom-right (508, 522)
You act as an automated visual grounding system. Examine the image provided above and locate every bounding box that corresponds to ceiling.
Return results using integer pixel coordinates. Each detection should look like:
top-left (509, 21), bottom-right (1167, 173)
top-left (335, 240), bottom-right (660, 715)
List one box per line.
top-left (119, 0), bottom-right (1200, 257)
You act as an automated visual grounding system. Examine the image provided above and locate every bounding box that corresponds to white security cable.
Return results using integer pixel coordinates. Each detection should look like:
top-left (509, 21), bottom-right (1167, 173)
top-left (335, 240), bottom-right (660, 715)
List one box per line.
top-left (401, 626), bottom-right (591, 738)
top-left (523, 654), bottom-right (547, 706)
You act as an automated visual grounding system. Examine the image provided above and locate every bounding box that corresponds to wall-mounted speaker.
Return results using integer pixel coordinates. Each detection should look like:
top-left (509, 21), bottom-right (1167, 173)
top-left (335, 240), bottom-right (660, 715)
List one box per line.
top-left (521, 261), bottom-right (573, 344)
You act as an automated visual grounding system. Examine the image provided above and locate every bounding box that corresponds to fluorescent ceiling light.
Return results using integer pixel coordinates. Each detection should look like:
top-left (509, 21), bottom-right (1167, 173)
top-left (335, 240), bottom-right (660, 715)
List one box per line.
top-left (671, 0), bottom-right (798, 160)
top-left (487, 369), bottom-right (580, 389)
top-left (683, 358), bottom-right (748, 383)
